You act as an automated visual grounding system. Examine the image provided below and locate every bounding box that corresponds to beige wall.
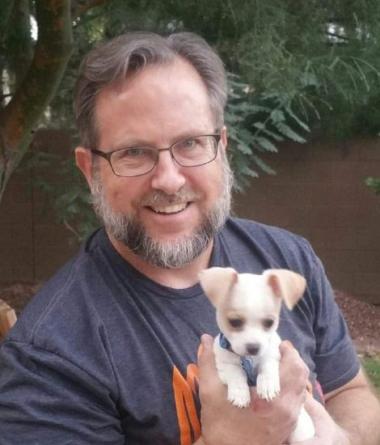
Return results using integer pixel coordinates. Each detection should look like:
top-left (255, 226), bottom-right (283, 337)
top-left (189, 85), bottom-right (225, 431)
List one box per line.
top-left (0, 130), bottom-right (79, 284)
top-left (0, 131), bottom-right (379, 304)
top-left (234, 138), bottom-right (380, 304)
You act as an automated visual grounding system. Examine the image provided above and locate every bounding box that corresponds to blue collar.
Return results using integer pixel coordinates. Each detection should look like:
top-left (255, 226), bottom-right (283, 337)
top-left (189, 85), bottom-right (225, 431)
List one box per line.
top-left (219, 332), bottom-right (232, 351)
top-left (218, 332), bottom-right (257, 386)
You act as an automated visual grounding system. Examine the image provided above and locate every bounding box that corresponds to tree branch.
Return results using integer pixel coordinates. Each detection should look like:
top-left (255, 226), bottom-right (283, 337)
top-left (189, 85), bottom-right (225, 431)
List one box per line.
top-left (0, 0), bottom-right (73, 197)
top-left (0, 1), bottom-right (15, 42)
top-left (326, 31), bottom-right (349, 42)
top-left (71, 0), bottom-right (109, 18)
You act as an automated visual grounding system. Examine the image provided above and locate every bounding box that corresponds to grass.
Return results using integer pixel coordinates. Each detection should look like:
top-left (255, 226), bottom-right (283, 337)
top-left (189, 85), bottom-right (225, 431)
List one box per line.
top-left (362, 356), bottom-right (380, 391)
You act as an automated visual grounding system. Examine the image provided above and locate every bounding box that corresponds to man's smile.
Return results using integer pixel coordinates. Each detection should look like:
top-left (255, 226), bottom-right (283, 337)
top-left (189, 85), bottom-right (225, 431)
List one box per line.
top-left (147, 202), bottom-right (189, 214)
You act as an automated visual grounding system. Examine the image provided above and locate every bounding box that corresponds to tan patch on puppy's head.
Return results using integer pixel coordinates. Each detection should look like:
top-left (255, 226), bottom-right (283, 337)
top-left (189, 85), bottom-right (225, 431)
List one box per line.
top-left (263, 269), bottom-right (306, 310)
top-left (198, 267), bottom-right (238, 307)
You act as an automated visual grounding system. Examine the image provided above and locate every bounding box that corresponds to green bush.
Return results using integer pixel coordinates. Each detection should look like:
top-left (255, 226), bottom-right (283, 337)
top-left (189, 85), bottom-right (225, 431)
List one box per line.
top-left (362, 356), bottom-right (380, 391)
top-left (365, 177), bottom-right (380, 196)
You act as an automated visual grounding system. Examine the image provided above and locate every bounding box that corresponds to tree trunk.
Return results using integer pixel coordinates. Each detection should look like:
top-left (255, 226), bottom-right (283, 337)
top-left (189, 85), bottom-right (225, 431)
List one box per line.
top-left (0, 1), bottom-right (16, 103)
top-left (7, 0), bottom-right (34, 86)
top-left (0, 0), bottom-right (73, 202)
top-left (0, 1), bottom-right (15, 42)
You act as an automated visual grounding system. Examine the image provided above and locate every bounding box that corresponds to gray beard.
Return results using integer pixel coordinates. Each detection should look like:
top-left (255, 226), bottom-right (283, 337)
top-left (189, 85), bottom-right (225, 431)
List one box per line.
top-left (91, 158), bottom-right (233, 269)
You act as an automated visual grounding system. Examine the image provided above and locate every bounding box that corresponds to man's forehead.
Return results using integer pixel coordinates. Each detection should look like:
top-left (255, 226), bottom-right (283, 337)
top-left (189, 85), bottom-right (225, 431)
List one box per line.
top-left (93, 56), bottom-right (214, 148)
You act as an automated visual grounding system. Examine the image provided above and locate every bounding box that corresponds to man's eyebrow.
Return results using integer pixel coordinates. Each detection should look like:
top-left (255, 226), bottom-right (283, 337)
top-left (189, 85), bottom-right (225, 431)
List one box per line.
top-left (112, 139), bottom-right (153, 149)
top-left (110, 131), bottom-right (213, 149)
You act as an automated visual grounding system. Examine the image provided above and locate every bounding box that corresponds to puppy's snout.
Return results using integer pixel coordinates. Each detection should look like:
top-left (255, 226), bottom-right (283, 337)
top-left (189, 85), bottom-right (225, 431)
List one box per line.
top-left (246, 343), bottom-right (261, 356)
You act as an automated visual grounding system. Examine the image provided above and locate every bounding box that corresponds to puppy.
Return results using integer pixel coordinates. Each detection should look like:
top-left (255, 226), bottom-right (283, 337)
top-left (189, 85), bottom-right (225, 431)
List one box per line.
top-left (199, 267), bottom-right (315, 442)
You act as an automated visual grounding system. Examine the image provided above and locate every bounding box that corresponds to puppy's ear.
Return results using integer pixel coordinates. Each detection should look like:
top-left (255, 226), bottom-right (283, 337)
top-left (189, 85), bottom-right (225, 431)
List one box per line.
top-left (198, 267), bottom-right (238, 307)
top-left (263, 269), bottom-right (306, 310)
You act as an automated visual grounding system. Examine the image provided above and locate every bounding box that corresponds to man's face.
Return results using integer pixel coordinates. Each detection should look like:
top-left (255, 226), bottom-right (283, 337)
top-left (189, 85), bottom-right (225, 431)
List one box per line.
top-left (78, 58), bottom-right (232, 268)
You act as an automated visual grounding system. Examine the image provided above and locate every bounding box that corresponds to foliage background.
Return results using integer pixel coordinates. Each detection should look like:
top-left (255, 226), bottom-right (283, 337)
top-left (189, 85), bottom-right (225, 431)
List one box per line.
top-left (2, 0), bottom-right (380, 239)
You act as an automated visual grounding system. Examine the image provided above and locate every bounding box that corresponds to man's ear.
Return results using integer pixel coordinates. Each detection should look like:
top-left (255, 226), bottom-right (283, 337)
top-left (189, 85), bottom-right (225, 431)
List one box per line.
top-left (220, 125), bottom-right (228, 152)
top-left (75, 147), bottom-right (93, 189)
top-left (198, 267), bottom-right (238, 307)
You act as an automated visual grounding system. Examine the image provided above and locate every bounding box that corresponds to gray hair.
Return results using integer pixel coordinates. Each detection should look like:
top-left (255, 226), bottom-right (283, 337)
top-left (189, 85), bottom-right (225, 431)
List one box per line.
top-left (74, 31), bottom-right (227, 148)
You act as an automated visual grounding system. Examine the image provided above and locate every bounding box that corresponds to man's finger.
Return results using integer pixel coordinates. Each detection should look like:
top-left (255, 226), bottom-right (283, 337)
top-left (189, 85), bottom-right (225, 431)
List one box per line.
top-left (198, 334), bottom-right (216, 379)
top-left (303, 393), bottom-right (327, 425)
top-left (290, 396), bottom-right (327, 444)
top-left (198, 334), bottom-right (227, 402)
top-left (198, 334), bottom-right (213, 359)
top-left (280, 340), bottom-right (301, 361)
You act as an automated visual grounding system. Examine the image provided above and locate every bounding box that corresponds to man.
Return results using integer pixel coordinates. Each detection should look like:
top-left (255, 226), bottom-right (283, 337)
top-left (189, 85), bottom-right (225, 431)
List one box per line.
top-left (0, 31), bottom-right (379, 445)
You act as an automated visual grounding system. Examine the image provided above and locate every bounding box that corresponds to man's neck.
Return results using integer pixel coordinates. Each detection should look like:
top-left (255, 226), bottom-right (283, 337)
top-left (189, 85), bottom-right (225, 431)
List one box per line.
top-left (108, 234), bottom-right (214, 289)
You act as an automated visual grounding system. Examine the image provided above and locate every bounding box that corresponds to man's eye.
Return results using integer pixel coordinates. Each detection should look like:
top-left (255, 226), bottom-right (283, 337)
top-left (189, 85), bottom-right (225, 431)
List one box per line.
top-left (177, 138), bottom-right (198, 150)
top-left (125, 148), bottom-right (146, 157)
top-left (262, 318), bottom-right (274, 330)
top-left (228, 318), bottom-right (244, 329)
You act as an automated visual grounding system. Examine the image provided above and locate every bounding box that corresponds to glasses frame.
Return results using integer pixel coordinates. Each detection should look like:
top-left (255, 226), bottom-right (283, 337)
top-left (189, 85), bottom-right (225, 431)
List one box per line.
top-left (89, 133), bottom-right (222, 177)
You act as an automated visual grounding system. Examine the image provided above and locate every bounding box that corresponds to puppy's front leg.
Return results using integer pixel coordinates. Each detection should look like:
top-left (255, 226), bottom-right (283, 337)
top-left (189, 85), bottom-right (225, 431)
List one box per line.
top-left (256, 340), bottom-right (281, 401)
top-left (256, 356), bottom-right (280, 401)
top-left (213, 338), bottom-right (251, 408)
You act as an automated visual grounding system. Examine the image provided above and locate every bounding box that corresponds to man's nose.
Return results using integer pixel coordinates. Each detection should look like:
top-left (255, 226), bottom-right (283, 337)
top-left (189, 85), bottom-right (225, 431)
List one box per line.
top-left (150, 150), bottom-right (186, 194)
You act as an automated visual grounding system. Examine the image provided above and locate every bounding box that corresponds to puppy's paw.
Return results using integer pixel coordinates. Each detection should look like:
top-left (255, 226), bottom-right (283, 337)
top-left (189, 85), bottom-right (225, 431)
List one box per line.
top-left (256, 372), bottom-right (280, 401)
top-left (217, 368), bottom-right (230, 386)
top-left (227, 383), bottom-right (251, 408)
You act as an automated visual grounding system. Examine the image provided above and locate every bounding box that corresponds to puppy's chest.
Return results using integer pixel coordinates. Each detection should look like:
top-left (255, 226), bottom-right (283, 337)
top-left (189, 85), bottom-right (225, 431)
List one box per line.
top-left (218, 332), bottom-right (280, 386)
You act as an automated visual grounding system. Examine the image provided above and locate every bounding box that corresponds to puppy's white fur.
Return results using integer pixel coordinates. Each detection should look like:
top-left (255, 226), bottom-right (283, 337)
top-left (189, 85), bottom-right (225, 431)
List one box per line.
top-left (199, 267), bottom-right (315, 442)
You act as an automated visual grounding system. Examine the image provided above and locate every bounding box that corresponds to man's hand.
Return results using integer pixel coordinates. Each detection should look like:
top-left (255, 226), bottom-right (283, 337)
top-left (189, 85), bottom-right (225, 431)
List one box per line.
top-left (197, 335), bottom-right (310, 445)
top-left (289, 395), bottom-right (349, 445)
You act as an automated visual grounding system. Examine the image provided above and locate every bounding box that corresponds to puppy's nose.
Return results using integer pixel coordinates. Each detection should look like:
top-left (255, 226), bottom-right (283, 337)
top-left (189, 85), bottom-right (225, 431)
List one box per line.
top-left (246, 343), bottom-right (260, 356)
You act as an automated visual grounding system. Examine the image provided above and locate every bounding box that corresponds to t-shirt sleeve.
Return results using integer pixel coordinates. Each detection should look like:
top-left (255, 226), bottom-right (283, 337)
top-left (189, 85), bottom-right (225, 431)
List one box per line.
top-left (0, 339), bottom-right (124, 445)
top-left (308, 253), bottom-right (360, 395)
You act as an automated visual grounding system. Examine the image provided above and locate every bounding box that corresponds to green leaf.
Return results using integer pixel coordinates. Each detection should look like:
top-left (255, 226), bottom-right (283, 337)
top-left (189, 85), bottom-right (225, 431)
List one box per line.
top-left (236, 142), bottom-right (253, 155)
top-left (275, 122), bottom-right (307, 143)
top-left (252, 123), bottom-right (284, 141)
top-left (270, 109), bottom-right (286, 123)
top-left (285, 105), bottom-right (310, 132)
top-left (251, 155), bottom-right (276, 174)
top-left (254, 136), bottom-right (278, 152)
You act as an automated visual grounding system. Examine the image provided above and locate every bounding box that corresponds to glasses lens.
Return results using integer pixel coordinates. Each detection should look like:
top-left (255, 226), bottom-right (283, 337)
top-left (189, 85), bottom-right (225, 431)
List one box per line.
top-left (172, 136), bottom-right (218, 167)
top-left (111, 147), bottom-right (156, 176)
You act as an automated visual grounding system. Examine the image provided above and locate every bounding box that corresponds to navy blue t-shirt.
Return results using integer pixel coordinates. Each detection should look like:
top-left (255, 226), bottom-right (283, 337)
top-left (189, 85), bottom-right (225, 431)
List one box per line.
top-left (0, 218), bottom-right (360, 445)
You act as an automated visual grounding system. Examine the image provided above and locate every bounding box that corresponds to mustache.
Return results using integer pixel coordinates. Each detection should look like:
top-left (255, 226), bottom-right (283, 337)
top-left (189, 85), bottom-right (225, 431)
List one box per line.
top-left (140, 188), bottom-right (201, 207)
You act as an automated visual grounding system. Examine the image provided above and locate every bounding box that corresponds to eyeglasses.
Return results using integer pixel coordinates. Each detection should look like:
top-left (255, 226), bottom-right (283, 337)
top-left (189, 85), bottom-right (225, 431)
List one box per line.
top-left (90, 134), bottom-right (221, 177)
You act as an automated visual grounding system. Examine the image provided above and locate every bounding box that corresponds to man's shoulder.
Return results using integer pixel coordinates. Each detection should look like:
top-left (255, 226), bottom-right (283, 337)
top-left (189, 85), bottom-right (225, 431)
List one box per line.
top-left (1, 229), bottom-right (122, 396)
top-left (223, 217), bottom-right (310, 249)
top-left (8, 229), bottom-right (110, 344)
top-left (218, 217), bottom-right (316, 274)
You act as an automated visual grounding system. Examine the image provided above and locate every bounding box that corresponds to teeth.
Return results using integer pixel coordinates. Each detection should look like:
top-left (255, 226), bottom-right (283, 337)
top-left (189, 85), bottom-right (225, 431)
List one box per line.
top-left (151, 203), bottom-right (187, 214)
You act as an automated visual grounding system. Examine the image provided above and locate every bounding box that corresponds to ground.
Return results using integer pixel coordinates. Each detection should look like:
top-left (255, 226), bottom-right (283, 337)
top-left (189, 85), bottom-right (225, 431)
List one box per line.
top-left (0, 283), bottom-right (379, 356)
top-left (334, 290), bottom-right (380, 357)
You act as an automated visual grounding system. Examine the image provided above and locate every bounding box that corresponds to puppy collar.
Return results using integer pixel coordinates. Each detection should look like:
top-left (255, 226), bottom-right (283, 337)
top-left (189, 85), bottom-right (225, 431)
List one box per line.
top-left (219, 332), bottom-right (232, 351)
top-left (218, 332), bottom-right (258, 386)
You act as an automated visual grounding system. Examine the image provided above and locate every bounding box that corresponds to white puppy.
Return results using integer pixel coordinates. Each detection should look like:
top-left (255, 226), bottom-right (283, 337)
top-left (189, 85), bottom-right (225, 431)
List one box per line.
top-left (199, 267), bottom-right (315, 442)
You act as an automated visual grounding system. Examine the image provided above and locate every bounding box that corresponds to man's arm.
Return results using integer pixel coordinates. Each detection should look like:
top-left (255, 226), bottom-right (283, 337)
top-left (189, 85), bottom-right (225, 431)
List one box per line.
top-left (288, 369), bottom-right (380, 445)
top-left (323, 369), bottom-right (380, 445)
top-left (0, 340), bottom-right (124, 445)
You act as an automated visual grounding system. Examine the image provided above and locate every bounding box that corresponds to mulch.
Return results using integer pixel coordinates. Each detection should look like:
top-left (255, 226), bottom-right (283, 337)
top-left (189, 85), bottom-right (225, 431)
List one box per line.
top-left (0, 283), bottom-right (379, 356)
top-left (335, 290), bottom-right (380, 357)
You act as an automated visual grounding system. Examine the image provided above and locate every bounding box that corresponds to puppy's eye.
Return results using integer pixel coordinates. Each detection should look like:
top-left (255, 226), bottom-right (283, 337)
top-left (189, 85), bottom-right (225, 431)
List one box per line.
top-left (262, 318), bottom-right (274, 330)
top-left (228, 318), bottom-right (244, 329)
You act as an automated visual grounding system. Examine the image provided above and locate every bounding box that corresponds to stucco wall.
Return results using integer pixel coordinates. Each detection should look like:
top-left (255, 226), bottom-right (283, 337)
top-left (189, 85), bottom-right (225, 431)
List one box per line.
top-left (0, 131), bottom-right (379, 304)
top-left (234, 138), bottom-right (380, 304)
top-left (0, 130), bottom-right (78, 284)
